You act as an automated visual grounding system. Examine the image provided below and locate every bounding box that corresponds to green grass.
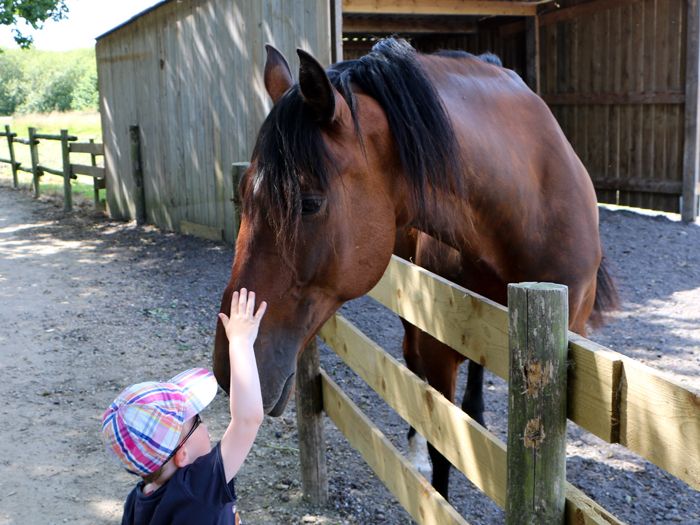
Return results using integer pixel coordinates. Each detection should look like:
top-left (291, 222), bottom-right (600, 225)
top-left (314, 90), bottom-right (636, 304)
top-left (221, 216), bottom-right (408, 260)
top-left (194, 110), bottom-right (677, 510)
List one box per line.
top-left (0, 111), bottom-right (103, 202)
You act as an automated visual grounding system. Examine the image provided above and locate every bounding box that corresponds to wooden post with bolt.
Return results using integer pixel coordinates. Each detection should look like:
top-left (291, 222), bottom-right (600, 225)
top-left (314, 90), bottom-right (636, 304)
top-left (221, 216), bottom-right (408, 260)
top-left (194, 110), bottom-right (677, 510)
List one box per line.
top-left (506, 283), bottom-right (569, 525)
top-left (295, 338), bottom-right (328, 504)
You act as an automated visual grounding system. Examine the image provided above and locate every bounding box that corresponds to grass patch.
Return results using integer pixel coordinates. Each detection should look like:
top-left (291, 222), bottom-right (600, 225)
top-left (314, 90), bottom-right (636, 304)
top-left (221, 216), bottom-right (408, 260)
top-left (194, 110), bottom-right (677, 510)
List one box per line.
top-left (0, 111), bottom-right (103, 202)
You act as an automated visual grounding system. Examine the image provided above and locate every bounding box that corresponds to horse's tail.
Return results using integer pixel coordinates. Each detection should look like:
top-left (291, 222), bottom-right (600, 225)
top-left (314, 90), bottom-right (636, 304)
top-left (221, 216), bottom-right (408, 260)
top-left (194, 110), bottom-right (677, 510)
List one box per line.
top-left (589, 251), bottom-right (621, 328)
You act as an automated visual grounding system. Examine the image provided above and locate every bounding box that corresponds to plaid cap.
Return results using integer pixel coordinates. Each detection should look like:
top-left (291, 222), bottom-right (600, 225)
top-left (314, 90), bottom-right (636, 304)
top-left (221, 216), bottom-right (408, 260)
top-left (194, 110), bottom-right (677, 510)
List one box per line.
top-left (102, 368), bottom-right (218, 476)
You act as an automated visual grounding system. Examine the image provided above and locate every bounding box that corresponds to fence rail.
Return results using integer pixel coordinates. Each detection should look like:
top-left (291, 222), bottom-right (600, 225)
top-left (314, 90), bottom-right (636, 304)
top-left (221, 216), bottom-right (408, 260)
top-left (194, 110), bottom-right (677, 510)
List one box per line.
top-left (0, 125), bottom-right (105, 210)
top-left (295, 254), bottom-right (699, 524)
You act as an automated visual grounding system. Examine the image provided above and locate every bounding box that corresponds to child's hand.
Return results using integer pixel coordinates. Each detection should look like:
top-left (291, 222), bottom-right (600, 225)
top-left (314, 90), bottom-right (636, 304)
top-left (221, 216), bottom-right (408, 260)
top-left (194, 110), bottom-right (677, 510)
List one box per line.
top-left (218, 289), bottom-right (267, 348)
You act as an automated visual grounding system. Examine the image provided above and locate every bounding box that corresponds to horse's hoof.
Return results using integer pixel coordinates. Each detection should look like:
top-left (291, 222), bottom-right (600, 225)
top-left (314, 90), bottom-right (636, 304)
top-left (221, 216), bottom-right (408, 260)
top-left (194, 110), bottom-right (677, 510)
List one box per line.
top-left (407, 432), bottom-right (432, 478)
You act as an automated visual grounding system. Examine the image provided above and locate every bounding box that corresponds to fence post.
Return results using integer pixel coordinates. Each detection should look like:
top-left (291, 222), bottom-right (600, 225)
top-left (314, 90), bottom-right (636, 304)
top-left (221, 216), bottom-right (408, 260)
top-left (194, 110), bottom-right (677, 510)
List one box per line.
top-left (5, 125), bottom-right (18, 188)
top-left (89, 138), bottom-right (100, 207)
top-left (61, 129), bottom-right (72, 211)
top-left (129, 125), bottom-right (146, 224)
top-left (231, 162), bottom-right (248, 239)
top-left (295, 338), bottom-right (328, 504)
top-left (28, 127), bottom-right (40, 198)
top-left (506, 283), bottom-right (568, 525)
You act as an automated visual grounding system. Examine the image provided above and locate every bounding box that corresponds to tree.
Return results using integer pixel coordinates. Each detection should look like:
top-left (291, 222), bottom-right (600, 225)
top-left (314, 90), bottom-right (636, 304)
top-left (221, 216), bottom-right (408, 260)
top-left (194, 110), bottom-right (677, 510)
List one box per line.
top-left (0, 0), bottom-right (69, 49)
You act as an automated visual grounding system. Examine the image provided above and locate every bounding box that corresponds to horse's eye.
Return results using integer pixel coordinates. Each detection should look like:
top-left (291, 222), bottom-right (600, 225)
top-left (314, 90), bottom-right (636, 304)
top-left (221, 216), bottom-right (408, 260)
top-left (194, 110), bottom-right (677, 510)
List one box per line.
top-left (301, 196), bottom-right (324, 216)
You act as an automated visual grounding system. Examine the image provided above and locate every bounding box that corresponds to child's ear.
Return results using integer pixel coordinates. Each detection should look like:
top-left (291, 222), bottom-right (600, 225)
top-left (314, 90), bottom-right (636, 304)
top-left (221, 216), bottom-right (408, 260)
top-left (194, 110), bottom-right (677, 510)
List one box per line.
top-left (173, 446), bottom-right (189, 468)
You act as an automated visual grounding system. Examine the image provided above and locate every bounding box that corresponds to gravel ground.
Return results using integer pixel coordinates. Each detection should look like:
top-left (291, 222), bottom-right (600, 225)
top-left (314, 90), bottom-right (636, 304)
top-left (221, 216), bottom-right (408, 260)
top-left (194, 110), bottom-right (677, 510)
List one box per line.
top-left (0, 185), bottom-right (698, 525)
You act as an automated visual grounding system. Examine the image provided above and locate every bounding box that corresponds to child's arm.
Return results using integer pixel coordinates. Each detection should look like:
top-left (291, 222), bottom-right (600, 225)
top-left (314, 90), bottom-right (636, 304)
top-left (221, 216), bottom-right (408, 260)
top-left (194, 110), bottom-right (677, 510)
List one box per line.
top-left (217, 288), bottom-right (267, 482)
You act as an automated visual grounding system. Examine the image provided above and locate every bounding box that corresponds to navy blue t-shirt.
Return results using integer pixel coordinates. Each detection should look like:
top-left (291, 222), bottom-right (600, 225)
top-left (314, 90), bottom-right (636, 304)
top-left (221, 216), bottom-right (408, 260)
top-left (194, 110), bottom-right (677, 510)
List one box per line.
top-left (121, 442), bottom-right (240, 525)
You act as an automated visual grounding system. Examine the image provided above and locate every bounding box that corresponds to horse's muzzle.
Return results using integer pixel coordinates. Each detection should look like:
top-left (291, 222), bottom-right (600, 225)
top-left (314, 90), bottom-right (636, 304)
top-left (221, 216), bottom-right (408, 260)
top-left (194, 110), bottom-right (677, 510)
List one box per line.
top-left (266, 372), bottom-right (296, 417)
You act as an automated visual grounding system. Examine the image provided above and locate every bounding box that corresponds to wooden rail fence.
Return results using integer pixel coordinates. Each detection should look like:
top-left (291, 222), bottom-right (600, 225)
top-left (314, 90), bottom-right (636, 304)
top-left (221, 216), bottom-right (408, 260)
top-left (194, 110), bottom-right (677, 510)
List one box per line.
top-left (293, 255), bottom-right (700, 525)
top-left (0, 125), bottom-right (105, 211)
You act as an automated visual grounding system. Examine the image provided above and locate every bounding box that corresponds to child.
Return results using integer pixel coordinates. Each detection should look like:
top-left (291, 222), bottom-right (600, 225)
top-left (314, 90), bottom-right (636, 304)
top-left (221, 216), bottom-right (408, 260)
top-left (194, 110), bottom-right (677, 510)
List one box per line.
top-left (102, 289), bottom-right (267, 524)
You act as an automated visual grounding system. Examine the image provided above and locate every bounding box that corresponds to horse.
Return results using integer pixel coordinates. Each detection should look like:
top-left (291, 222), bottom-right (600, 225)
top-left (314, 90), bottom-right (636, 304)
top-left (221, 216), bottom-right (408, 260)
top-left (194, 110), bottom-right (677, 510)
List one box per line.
top-left (213, 38), bottom-right (619, 500)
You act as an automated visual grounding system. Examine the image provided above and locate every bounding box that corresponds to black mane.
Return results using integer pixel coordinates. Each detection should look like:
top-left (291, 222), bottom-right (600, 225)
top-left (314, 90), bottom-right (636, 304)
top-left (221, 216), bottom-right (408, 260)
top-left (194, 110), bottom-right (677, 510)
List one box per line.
top-left (250, 38), bottom-right (464, 247)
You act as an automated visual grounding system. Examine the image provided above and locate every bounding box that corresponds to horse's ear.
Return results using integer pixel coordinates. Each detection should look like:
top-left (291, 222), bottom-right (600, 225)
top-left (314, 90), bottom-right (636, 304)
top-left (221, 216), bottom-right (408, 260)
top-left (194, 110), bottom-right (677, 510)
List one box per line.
top-left (297, 48), bottom-right (335, 123)
top-left (264, 44), bottom-right (294, 104)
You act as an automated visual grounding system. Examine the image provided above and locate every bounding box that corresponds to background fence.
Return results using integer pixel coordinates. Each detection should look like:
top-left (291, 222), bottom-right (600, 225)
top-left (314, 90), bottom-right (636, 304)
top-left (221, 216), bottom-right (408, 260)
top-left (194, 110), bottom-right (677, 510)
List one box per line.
top-left (294, 255), bottom-right (700, 524)
top-left (0, 125), bottom-right (105, 211)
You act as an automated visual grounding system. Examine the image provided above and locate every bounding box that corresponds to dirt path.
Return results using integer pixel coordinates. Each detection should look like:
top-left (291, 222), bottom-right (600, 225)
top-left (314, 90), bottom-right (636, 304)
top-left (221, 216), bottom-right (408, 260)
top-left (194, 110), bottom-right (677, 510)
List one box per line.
top-left (1, 186), bottom-right (699, 525)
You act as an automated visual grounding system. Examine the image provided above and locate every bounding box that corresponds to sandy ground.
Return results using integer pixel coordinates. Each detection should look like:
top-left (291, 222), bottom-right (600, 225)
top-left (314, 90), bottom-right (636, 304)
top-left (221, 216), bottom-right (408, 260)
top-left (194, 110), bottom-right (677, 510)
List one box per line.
top-left (0, 185), bottom-right (699, 525)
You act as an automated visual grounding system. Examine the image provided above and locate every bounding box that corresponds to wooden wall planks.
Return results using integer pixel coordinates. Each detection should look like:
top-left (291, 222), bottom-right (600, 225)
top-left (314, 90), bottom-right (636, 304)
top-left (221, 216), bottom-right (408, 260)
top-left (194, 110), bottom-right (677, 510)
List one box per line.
top-left (540, 0), bottom-right (687, 213)
top-left (97, 0), bottom-right (331, 240)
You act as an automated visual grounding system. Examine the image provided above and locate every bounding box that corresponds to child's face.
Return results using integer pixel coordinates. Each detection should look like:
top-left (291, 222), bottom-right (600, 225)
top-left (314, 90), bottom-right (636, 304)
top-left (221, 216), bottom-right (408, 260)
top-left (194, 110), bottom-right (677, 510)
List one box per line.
top-left (184, 415), bottom-right (211, 461)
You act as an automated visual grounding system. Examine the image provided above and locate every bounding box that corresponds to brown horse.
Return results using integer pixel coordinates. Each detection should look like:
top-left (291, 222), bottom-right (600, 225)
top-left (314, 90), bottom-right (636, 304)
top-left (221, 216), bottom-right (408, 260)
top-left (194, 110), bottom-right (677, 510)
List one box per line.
top-left (213, 38), bottom-right (618, 498)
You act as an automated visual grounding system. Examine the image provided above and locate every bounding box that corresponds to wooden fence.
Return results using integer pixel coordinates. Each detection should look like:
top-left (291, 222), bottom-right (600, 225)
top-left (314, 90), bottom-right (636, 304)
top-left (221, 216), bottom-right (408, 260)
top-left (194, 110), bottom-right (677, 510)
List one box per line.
top-left (0, 125), bottom-right (105, 211)
top-left (293, 255), bottom-right (700, 524)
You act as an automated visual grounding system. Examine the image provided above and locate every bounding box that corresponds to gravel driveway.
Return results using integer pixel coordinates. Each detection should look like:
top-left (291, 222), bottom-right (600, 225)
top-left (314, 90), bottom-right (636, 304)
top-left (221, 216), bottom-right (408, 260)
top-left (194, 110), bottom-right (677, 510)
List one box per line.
top-left (0, 185), bottom-right (698, 525)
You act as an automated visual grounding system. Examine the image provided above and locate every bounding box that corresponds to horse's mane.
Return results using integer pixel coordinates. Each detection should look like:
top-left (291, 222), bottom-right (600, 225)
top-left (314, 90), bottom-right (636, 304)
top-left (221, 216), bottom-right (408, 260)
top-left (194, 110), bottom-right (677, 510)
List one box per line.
top-left (250, 38), bottom-right (466, 249)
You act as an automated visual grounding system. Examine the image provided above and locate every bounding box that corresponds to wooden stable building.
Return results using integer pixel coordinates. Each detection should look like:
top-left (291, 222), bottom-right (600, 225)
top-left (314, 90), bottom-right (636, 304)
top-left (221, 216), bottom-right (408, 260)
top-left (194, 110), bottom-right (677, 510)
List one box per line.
top-left (97, 0), bottom-right (700, 238)
top-left (96, 0), bottom-right (332, 241)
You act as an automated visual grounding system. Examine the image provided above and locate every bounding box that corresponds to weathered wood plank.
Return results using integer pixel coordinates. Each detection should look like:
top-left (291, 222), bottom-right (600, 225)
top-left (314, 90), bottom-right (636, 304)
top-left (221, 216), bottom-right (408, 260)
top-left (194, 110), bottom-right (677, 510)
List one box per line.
top-left (621, 0), bottom-right (645, 208)
top-left (568, 334), bottom-right (624, 443)
top-left (565, 484), bottom-right (627, 525)
top-left (318, 313), bottom-right (508, 508)
top-left (665, 1), bottom-right (683, 206)
top-left (342, 15), bottom-right (477, 35)
top-left (331, 0), bottom-right (343, 62)
top-left (607, 6), bottom-right (622, 198)
top-left (180, 220), bottom-right (223, 241)
top-left (589, 11), bottom-right (604, 183)
top-left (34, 133), bottom-right (77, 141)
top-left (69, 142), bottom-right (104, 155)
top-left (137, 10), bottom-right (160, 227)
top-left (618, 356), bottom-right (700, 490)
top-left (618, 3), bottom-right (632, 184)
top-left (219, 0), bottom-right (239, 243)
top-left (367, 255), bottom-right (510, 380)
top-left (640, 0), bottom-right (656, 203)
top-left (320, 370), bottom-right (471, 525)
top-left (162, 2), bottom-right (184, 231)
top-left (206, 1), bottom-right (225, 245)
top-left (38, 165), bottom-right (65, 177)
top-left (540, 0), bottom-right (643, 26)
top-left (129, 126), bottom-right (146, 224)
top-left (525, 16), bottom-right (540, 93)
top-left (70, 164), bottom-right (106, 178)
top-left (682, 0), bottom-right (700, 221)
top-left (96, 36), bottom-right (115, 217)
top-left (590, 176), bottom-right (682, 194)
top-left (543, 91), bottom-right (685, 105)
top-left (341, 0), bottom-right (538, 16)
top-left (653, 0), bottom-right (670, 212)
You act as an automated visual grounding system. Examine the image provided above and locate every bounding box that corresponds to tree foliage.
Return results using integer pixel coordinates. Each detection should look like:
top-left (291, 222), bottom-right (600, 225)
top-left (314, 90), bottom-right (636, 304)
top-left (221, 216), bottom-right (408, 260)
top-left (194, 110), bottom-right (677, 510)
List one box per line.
top-left (0, 47), bottom-right (98, 115)
top-left (0, 0), bottom-right (69, 48)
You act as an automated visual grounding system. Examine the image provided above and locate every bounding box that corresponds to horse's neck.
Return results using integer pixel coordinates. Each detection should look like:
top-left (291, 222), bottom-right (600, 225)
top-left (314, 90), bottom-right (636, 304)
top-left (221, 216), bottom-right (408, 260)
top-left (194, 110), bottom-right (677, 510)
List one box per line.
top-left (407, 191), bottom-right (475, 254)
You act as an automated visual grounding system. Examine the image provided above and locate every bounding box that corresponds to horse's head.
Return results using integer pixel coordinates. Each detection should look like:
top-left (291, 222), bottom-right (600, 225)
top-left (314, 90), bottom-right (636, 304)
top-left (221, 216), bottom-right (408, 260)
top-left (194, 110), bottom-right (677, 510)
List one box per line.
top-left (213, 45), bottom-right (407, 415)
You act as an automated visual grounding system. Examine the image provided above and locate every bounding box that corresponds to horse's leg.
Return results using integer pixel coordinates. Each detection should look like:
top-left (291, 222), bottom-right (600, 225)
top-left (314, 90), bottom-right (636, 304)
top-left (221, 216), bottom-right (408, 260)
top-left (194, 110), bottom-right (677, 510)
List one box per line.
top-left (569, 277), bottom-right (598, 337)
top-left (461, 360), bottom-right (486, 427)
top-left (419, 330), bottom-right (466, 500)
top-left (400, 317), bottom-right (433, 478)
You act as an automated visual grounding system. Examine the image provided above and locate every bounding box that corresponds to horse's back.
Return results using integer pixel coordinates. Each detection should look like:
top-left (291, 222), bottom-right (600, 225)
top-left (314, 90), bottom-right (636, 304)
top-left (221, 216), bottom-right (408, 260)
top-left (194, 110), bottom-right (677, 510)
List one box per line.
top-left (418, 52), bottom-right (601, 312)
top-left (420, 51), bottom-right (597, 230)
